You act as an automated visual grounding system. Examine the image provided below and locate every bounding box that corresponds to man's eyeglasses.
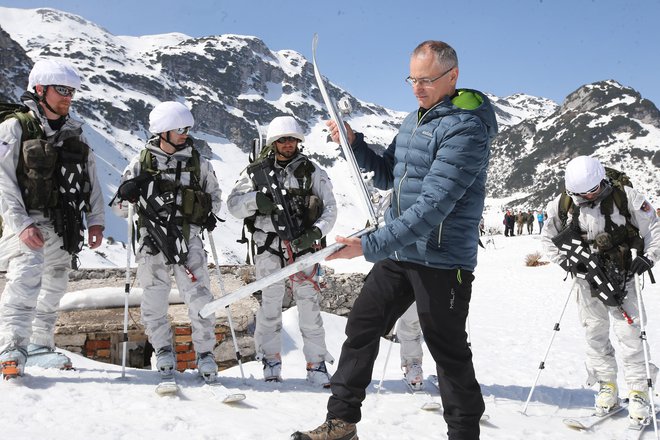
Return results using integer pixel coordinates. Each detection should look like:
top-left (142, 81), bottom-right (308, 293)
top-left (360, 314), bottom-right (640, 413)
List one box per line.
top-left (275, 136), bottom-right (298, 144)
top-left (569, 182), bottom-right (601, 197)
top-left (175, 126), bottom-right (191, 135)
top-left (52, 85), bottom-right (76, 98)
top-left (405, 66), bottom-right (455, 87)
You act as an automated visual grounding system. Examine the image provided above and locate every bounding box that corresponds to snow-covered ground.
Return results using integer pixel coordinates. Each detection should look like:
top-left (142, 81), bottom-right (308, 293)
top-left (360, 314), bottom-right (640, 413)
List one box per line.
top-left (2, 233), bottom-right (660, 440)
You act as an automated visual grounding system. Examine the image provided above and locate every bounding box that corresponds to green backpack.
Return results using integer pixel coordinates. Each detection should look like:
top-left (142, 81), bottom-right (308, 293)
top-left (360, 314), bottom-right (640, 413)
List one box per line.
top-left (0, 103), bottom-right (43, 142)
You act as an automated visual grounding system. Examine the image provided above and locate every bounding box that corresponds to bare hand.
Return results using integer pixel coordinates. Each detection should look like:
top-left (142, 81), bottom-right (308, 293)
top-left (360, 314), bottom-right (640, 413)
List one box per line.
top-left (19, 224), bottom-right (44, 250)
top-left (326, 235), bottom-right (363, 260)
top-left (325, 120), bottom-right (356, 146)
top-left (88, 225), bottom-right (104, 249)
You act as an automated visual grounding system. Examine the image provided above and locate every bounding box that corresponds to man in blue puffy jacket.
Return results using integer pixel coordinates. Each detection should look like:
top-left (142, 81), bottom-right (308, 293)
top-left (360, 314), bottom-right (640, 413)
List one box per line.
top-left (293, 40), bottom-right (498, 440)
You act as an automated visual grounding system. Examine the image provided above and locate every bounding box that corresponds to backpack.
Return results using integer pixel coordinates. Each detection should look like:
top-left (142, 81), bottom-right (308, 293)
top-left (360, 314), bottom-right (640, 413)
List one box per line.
top-left (0, 103), bottom-right (43, 143)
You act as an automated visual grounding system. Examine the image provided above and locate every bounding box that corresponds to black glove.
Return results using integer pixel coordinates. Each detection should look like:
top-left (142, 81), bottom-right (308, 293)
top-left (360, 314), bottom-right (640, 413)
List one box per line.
top-left (118, 179), bottom-right (141, 203)
top-left (255, 192), bottom-right (277, 215)
top-left (291, 227), bottom-right (322, 251)
top-left (630, 254), bottom-right (654, 275)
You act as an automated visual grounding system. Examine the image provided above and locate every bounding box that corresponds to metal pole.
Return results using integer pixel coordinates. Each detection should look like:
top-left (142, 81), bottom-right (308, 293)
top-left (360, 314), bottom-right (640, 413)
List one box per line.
top-left (376, 325), bottom-right (397, 395)
top-left (632, 249), bottom-right (659, 439)
top-left (522, 277), bottom-right (578, 414)
top-left (207, 232), bottom-right (246, 382)
top-left (120, 204), bottom-right (133, 379)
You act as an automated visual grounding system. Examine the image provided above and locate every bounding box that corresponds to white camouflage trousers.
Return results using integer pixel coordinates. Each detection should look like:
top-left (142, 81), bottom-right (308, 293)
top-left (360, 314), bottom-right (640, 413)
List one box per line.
top-left (397, 302), bottom-right (423, 368)
top-left (577, 278), bottom-right (657, 392)
top-left (254, 233), bottom-right (333, 364)
top-left (137, 235), bottom-right (215, 355)
top-left (0, 223), bottom-right (71, 353)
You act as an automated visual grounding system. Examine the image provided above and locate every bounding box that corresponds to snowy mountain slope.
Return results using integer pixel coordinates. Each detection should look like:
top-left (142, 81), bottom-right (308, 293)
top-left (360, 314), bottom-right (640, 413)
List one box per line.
top-left (489, 80), bottom-right (660, 211)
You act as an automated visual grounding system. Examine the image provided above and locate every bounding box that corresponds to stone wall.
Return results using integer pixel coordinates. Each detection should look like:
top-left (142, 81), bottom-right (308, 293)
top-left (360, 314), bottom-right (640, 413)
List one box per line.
top-left (30, 265), bottom-right (366, 372)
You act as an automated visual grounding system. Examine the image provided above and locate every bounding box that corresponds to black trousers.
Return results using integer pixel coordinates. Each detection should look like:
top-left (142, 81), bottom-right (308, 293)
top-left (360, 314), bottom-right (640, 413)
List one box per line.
top-left (327, 258), bottom-right (484, 440)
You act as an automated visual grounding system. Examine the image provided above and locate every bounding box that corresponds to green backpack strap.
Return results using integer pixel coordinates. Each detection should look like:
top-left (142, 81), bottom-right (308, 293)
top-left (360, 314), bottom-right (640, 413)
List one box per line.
top-left (558, 192), bottom-right (573, 228)
top-left (13, 111), bottom-right (43, 141)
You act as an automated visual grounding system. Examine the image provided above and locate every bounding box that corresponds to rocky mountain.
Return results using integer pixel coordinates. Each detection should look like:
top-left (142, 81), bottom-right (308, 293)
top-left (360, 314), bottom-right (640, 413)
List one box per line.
top-left (0, 6), bottom-right (658, 253)
top-left (489, 80), bottom-right (660, 210)
top-left (0, 26), bottom-right (32, 102)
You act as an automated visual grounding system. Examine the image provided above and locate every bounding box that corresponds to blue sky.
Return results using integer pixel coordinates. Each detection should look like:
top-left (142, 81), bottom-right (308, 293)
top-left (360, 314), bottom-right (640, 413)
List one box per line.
top-left (3, 0), bottom-right (659, 111)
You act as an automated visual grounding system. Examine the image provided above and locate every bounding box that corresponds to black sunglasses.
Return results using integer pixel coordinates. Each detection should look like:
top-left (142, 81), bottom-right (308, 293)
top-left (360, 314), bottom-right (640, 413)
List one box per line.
top-left (51, 85), bottom-right (76, 97)
top-left (275, 136), bottom-right (299, 143)
top-left (568, 182), bottom-right (601, 197)
top-left (175, 126), bottom-right (191, 135)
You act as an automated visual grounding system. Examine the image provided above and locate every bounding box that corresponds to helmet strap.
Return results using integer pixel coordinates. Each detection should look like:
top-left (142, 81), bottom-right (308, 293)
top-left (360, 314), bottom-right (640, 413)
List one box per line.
top-left (160, 132), bottom-right (189, 151)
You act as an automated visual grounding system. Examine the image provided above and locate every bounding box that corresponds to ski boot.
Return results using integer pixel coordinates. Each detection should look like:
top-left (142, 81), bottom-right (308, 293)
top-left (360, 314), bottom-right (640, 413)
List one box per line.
top-left (262, 354), bottom-right (282, 382)
top-left (595, 381), bottom-right (618, 414)
top-left (1, 348), bottom-right (27, 380)
top-left (628, 390), bottom-right (651, 425)
top-left (26, 344), bottom-right (73, 370)
top-left (155, 346), bottom-right (176, 378)
top-left (197, 351), bottom-right (218, 383)
top-left (306, 361), bottom-right (332, 388)
top-left (404, 363), bottom-right (424, 391)
top-left (291, 418), bottom-right (358, 440)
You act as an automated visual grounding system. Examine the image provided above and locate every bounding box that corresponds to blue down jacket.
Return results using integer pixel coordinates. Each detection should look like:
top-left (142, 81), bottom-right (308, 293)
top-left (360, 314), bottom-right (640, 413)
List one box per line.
top-left (354, 89), bottom-right (498, 271)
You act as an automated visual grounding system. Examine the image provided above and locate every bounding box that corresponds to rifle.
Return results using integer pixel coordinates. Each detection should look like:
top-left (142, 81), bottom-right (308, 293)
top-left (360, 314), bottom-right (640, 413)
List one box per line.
top-left (114, 173), bottom-right (197, 281)
top-left (52, 146), bottom-right (89, 270)
top-left (246, 159), bottom-right (306, 242)
top-left (552, 225), bottom-right (632, 323)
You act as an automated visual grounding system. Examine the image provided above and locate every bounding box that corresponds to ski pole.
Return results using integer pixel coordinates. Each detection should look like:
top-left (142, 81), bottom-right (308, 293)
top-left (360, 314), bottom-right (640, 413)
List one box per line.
top-left (522, 277), bottom-right (578, 414)
top-left (632, 249), bottom-right (659, 439)
top-left (207, 232), bottom-right (246, 382)
top-left (120, 204), bottom-right (133, 379)
top-left (376, 324), bottom-right (397, 395)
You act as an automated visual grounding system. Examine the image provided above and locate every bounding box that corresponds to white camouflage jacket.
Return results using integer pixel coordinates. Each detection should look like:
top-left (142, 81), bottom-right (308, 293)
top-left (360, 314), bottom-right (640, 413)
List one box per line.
top-left (227, 153), bottom-right (337, 238)
top-left (0, 100), bottom-right (105, 235)
top-left (115, 139), bottom-right (222, 239)
top-left (541, 186), bottom-right (660, 265)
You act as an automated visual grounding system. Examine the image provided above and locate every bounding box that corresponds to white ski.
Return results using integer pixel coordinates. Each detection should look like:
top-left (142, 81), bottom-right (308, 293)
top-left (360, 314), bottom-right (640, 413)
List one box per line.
top-left (623, 409), bottom-right (660, 440)
top-left (199, 226), bottom-right (375, 318)
top-left (204, 381), bottom-right (246, 404)
top-left (155, 377), bottom-right (180, 397)
top-left (311, 33), bottom-right (378, 227)
top-left (428, 375), bottom-right (490, 421)
top-left (563, 400), bottom-right (628, 430)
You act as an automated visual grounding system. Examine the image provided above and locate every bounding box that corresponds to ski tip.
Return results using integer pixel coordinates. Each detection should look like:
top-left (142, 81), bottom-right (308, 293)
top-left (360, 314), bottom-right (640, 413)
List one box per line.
top-left (421, 402), bottom-right (441, 411)
top-left (223, 393), bottom-right (246, 404)
top-left (155, 382), bottom-right (180, 396)
top-left (563, 419), bottom-right (587, 430)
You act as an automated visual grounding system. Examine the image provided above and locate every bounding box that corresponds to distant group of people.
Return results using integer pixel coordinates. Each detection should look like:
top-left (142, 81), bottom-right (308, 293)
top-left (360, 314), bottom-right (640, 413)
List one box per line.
top-left (0, 35), bottom-right (658, 440)
top-left (502, 209), bottom-right (547, 236)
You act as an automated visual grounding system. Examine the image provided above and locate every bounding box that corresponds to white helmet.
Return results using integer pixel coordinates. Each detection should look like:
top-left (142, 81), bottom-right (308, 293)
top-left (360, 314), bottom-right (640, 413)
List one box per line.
top-left (28, 59), bottom-right (81, 91)
top-left (149, 101), bottom-right (194, 134)
top-left (266, 116), bottom-right (305, 146)
top-left (565, 156), bottom-right (605, 194)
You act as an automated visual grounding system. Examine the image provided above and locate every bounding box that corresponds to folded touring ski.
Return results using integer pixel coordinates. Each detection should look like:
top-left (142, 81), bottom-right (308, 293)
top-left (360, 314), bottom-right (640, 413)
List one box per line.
top-left (200, 35), bottom-right (382, 319)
